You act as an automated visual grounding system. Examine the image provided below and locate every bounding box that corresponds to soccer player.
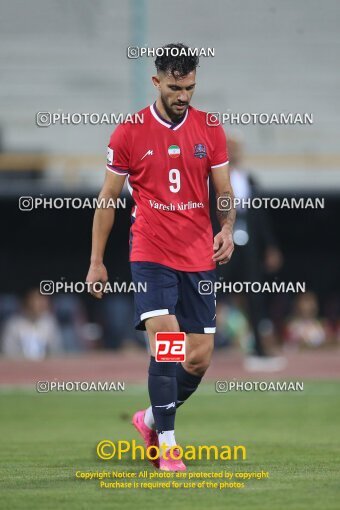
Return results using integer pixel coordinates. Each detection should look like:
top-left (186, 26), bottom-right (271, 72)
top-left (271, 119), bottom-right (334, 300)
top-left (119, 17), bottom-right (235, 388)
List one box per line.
top-left (86, 43), bottom-right (235, 471)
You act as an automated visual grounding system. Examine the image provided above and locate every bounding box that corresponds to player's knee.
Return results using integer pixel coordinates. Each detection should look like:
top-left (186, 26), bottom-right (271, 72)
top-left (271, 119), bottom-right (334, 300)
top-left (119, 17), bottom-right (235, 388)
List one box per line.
top-left (184, 354), bottom-right (211, 377)
top-left (146, 315), bottom-right (179, 336)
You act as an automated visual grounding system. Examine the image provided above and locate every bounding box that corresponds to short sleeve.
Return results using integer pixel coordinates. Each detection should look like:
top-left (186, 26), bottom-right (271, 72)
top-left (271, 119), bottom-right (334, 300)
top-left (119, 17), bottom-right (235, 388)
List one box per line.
top-left (106, 125), bottom-right (130, 176)
top-left (210, 125), bottom-right (229, 169)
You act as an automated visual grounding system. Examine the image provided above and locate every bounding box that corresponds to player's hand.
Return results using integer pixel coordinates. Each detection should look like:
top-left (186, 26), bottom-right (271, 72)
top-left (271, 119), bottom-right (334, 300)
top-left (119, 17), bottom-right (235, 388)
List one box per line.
top-left (212, 228), bottom-right (234, 265)
top-left (86, 262), bottom-right (108, 299)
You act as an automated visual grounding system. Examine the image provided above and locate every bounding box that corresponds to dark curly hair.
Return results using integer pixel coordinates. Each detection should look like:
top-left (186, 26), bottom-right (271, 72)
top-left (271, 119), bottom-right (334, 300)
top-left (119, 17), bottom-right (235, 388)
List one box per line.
top-left (155, 43), bottom-right (199, 77)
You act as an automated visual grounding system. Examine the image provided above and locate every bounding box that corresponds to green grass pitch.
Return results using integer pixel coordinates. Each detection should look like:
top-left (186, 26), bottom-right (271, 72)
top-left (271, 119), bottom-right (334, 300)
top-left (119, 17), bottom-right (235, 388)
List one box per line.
top-left (1, 381), bottom-right (339, 510)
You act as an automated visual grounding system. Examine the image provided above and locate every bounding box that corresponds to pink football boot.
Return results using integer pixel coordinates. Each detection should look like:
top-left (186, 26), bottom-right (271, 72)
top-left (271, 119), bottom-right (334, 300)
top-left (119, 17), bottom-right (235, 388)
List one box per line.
top-left (159, 447), bottom-right (187, 471)
top-left (132, 410), bottom-right (159, 468)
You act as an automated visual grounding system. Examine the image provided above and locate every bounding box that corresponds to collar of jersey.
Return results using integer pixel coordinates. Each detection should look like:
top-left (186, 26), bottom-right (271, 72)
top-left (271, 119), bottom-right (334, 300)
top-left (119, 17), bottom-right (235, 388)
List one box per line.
top-left (150, 102), bottom-right (189, 130)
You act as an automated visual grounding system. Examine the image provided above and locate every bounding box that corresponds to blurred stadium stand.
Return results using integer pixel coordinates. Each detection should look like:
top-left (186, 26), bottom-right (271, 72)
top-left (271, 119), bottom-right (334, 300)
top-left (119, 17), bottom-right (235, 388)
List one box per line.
top-left (0, 0), bottom-right (339, 189)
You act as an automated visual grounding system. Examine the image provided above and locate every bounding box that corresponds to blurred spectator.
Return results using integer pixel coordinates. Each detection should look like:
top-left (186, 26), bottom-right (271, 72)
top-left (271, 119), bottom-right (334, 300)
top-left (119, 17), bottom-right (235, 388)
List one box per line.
top-left (218, 133), bottom-right (283, 359)
top-left (1, 289), bottom-right (62, 359)
top-left (0, 294), bottom-right (19, 325)
top-left (215, 296), bottom-right (252, 350)
top-left (53, 294), bottom-right (89, 352)
top-left (94, 294), bottom-right (146, 350)
top-left (284, 292), bottom-right (327, 348)
top-left (323, 295), bottom-right (340, 345)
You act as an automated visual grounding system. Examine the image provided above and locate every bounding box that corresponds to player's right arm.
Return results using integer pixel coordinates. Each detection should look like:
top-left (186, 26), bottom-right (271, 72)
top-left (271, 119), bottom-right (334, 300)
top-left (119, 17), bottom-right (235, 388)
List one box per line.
top-left (86, 170), bottom-right (126, 298)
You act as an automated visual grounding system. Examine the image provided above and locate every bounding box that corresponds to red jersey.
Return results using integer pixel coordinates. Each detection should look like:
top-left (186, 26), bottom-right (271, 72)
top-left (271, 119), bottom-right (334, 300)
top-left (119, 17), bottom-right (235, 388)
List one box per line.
top-left (106, 103), bottom-right (228, 271)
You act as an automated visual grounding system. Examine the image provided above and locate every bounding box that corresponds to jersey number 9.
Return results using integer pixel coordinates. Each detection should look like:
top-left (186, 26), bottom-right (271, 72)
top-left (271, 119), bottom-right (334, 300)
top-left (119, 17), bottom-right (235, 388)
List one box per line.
top-left (169, 169), bottom-right (181, 193)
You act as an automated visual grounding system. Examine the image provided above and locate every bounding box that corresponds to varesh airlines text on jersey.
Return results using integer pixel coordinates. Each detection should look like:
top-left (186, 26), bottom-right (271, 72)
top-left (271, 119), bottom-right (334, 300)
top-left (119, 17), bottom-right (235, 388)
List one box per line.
top-left (149, 199), bottom-right (204, 211)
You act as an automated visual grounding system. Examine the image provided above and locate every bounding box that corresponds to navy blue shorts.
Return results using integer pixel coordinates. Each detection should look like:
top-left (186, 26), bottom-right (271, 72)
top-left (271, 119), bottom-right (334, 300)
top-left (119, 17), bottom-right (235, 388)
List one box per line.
top-left (130, 262), bottom-right (216, 334)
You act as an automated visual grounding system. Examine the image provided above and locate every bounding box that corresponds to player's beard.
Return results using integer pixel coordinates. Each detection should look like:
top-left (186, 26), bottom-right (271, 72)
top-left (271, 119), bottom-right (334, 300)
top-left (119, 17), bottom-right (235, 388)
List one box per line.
top-left (161, 95), bottom-right (188, 123)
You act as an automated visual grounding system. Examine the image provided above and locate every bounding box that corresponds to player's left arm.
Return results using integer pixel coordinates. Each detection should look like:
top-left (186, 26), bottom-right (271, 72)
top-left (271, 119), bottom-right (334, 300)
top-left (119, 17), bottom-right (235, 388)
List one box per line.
top-left (211, 164), bottom-right (236, 264)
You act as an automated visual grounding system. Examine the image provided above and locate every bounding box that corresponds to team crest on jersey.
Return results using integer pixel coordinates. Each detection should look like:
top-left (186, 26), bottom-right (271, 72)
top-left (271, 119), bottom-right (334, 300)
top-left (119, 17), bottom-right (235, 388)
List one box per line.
top-left (168, 145), bottom-right (181, 158)
top-left (194, 143), bottom-right (207, 159)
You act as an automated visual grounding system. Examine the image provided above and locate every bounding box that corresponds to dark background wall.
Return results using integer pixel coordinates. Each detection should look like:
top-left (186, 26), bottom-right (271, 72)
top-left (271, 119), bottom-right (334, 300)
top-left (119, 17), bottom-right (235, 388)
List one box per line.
top-left (1, 191), bottom-right (339, 304)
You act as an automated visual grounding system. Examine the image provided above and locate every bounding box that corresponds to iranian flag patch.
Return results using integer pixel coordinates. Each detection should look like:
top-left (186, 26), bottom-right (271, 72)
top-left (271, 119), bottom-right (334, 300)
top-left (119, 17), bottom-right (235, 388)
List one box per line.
top-left (168, 145), bottom-right (181, 158)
